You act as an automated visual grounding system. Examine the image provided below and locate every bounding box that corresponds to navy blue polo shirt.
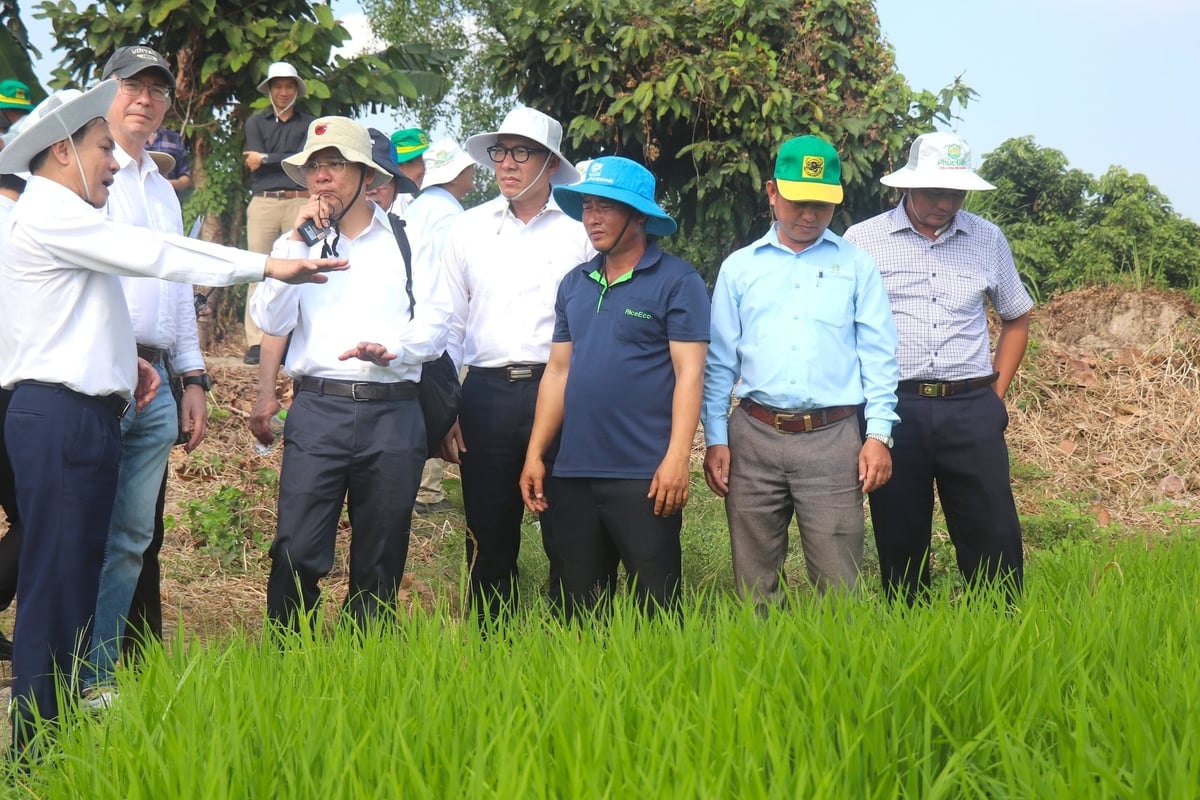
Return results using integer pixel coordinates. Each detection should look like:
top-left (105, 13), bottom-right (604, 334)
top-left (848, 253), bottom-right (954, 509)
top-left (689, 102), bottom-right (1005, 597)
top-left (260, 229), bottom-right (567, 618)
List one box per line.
top-left (552, 242), bottom-right (710, 479)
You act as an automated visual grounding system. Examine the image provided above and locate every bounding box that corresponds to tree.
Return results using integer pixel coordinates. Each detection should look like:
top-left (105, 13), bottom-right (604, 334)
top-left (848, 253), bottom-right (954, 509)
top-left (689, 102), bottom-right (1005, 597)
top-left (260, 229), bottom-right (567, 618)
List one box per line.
top-left (37, 0), bottom-right (459, 340)
top-left (1, 1), bottom-right (44, 100)
top-left (475, 0), bottom-right (972, 281)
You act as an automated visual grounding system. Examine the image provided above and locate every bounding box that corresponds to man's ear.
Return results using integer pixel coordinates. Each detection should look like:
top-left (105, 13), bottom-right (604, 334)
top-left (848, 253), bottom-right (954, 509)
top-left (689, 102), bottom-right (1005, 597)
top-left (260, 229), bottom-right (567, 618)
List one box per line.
top-left (49, 138), bottom-right (74, 166)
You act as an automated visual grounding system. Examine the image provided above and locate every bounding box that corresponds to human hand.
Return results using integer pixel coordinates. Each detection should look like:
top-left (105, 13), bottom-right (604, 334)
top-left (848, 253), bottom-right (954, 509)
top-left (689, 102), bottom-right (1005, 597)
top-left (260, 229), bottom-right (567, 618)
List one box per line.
top-left (249, 391), bottom-right (282, 446)
top-left (649, 453), bottom-right (690, 516)
top-left (858, 438), bottom-right (893, 493)
top-left (134, 357), bottom-right (160, 411)
top-left (702, 444), bottom-right (731, 498)
top-left (337, 342), bottom-right (397, 367)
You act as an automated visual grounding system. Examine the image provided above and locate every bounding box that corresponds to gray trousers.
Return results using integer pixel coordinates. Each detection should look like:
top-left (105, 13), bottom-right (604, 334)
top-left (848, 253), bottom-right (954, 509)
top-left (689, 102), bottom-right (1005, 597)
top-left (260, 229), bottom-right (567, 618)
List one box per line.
top-left (725, 407), bottom-right (864, 603)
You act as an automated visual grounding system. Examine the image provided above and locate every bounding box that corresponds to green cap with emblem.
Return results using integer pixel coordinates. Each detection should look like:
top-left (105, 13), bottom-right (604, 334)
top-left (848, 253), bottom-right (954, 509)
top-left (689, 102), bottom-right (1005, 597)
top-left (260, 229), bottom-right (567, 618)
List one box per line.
top-left (773, 135), bottom-right (843, 204)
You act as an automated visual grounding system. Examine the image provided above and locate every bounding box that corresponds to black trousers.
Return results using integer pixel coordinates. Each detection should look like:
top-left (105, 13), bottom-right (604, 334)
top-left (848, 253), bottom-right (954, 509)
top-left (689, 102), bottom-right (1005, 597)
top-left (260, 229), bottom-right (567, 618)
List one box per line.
top-left (267, 391), bottom-right (424, 629)
top-left (550, 477), bottom-right (682, 619)
top-left (868, 386), bottom-right (1023, 602)
top-left (6, 384), bottom-right (123, 748)
top-left (458, 371), bottom-right (559, 621)
top-left (0, 387), bottom-right (21, 615)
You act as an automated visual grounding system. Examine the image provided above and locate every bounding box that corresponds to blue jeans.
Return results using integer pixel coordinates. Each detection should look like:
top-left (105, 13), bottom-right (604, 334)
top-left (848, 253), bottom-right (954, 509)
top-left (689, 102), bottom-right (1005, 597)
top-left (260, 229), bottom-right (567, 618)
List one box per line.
top-left (85, 361), bottom-right (177, 688)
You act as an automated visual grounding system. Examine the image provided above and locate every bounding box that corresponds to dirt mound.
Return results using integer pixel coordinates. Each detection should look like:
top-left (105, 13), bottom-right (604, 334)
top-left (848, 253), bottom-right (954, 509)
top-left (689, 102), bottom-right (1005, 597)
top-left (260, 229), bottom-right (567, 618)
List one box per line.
top-left (1035, 284), bottom-right (1200, 354)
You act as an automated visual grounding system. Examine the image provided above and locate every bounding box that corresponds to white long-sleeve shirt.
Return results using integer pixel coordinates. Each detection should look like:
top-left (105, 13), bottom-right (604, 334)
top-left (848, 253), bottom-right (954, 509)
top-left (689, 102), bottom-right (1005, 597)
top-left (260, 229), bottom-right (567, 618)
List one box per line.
top-left (109, 144), bottom-right (205, 374)
top-left (251, 202), bottom-right (451, 383)
top-left (0, 177), bottom-right (266, 400)
top-left (441, 194), bottom-right (594, 371)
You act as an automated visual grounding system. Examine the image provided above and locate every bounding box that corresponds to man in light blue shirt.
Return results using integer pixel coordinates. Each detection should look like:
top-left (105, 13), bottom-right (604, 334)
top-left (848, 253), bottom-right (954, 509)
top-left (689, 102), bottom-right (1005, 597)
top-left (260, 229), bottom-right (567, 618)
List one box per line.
top-left (702, 135), bottom-right (899, 604)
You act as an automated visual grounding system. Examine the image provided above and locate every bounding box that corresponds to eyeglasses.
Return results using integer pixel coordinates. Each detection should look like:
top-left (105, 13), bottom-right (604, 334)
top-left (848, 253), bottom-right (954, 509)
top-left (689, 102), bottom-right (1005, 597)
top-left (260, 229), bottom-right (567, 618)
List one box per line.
top-left (486, 145), bottom-right (549, 164)
top-left (119, 78), bottom-right (171, 103)
top-left (300, 159), bottom-right (353, 179)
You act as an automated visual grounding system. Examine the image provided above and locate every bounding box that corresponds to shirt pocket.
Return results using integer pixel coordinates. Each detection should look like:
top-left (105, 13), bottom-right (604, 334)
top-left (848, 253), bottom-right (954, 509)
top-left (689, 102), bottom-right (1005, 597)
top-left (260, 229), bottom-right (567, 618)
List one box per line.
top-left (809, 272), bottom-right (855, 329)
top-left (613, 295), bottom-right (666, 344)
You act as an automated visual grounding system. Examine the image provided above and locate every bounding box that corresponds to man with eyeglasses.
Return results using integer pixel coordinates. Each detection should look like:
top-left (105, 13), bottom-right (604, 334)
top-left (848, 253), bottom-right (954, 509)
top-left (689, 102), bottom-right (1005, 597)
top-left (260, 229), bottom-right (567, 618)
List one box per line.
top-left (241, 62), bottom-right (315, 366)
top-left (250, 117), bottom-right (451, 630)
top-left (441, 107), bottom-right (594, 623)
top-left (79, 45), bottom-right (214, 705)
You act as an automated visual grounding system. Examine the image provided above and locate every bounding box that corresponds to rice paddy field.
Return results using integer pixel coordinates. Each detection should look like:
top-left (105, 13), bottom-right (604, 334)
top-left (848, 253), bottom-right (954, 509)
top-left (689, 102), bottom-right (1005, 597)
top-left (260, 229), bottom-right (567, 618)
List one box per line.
top-left (6, 535), bottom-right (1198, 798)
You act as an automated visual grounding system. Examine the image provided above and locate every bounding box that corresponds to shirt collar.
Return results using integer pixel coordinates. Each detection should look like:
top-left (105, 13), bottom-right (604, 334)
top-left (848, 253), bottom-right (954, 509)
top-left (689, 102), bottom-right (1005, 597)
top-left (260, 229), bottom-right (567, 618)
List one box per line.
top-left (753, 223), bottom-right (842, 255)
top-left (581, 240), bottom-right (664, 278)
top-left (113, 142), bottom-right (158, 175)
top-left (888, 199), bottom-right (972, 239)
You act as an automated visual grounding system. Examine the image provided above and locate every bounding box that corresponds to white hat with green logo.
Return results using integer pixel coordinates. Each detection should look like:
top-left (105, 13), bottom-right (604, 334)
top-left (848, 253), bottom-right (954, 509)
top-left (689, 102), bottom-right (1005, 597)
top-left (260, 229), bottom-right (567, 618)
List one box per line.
top-left (881, 132), bottom-right (995, 191)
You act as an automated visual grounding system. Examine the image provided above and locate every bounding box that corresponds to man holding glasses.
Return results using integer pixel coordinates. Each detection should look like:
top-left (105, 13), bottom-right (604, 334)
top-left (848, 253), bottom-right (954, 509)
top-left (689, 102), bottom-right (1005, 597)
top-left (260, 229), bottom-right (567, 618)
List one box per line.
top-left (441, 107), bottom-right (593, 622)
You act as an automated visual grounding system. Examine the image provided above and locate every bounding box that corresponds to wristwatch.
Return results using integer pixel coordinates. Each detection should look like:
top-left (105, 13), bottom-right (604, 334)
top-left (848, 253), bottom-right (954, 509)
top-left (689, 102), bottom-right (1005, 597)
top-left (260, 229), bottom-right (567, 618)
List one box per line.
top-left (182, 373), bottom-right (213, 392)
top-left (865, 432), bottom-right (894, 449)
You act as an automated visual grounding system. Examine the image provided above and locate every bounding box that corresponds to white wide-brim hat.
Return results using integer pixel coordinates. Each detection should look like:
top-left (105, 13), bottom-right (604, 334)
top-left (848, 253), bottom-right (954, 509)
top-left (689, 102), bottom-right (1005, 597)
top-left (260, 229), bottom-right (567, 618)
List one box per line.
top-left (257, 62), bottom-right (308, 98)
top-left (0, 80), bottom-right (119, 175)
top-left (422, 137), bottom-right (476, 188)
top-left (881, 131), bottom-right (995, 191)
top-left (282, 116), bottom-right (393, 190)
top-left (464, 106), bottom-right (580, 185)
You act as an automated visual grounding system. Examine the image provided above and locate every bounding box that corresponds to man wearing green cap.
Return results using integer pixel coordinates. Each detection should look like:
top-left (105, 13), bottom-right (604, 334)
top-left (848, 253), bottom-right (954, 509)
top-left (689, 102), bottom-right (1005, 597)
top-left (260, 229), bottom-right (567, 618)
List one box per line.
top-left (388, 127), bottom-right (428, 215)
top-left (702, 135), bottom-right (899, 606)
top-left (0, 79), bottom-right (33, 139)
top-left (519, 156), bottom-right (709, 617)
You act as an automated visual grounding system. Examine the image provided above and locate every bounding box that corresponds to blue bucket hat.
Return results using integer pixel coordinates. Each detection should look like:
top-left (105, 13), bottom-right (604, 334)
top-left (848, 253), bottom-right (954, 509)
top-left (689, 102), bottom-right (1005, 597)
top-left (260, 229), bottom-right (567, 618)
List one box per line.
top-left (553, 156), bottom-right (676, 236)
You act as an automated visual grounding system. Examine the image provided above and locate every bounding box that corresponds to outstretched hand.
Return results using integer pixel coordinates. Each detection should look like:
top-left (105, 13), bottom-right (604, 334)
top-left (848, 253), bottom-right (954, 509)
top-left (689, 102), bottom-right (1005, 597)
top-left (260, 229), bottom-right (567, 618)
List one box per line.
top-left (264, 255), bottom-right (348, 284)
top-left (338, 342), bottom-right (397, 367)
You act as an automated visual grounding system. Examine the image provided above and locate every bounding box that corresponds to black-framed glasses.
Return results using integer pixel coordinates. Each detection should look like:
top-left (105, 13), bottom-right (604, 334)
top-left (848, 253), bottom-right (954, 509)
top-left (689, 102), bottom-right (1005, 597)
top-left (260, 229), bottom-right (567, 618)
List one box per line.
top-left (300, 159), bottom-right (353, 179)
top-left (119, 78), bottom-right (171, 103)
top-left (486, 145), bottom-right (549, 164)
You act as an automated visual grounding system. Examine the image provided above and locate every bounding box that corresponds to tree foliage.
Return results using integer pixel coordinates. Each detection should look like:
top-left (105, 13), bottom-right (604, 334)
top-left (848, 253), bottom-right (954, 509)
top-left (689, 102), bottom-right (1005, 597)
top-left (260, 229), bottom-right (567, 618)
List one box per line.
top-left (974, 136), bottom-right (1200, 300)
top-left (1, 0), bottom-right (43, 99)
top-left (474, 0), bottom-right (972, 280)
top-left (37, 0), bottom-right (459, 339)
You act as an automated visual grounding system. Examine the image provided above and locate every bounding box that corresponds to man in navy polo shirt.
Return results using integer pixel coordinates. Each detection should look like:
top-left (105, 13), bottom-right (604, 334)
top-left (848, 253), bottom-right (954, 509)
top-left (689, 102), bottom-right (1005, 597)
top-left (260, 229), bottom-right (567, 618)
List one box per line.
top-left (519, 157), bottom-right (709, 617)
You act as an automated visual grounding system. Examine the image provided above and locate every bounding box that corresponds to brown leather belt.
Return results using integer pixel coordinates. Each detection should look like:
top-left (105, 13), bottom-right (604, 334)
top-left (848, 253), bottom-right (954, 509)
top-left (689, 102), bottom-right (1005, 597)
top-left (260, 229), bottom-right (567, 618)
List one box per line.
top-left (294, 376), bottom-right (418, 401)
top-left (254, 190), bottom-right (306, 199)
top-left (468, 364), bottom-right (547, 382)
top-left (136, 344), bottom-right (166, 365)
top-left (898, 372), bottom-right (998, 398)
top-left (740, 398), bottom-right (860, 433)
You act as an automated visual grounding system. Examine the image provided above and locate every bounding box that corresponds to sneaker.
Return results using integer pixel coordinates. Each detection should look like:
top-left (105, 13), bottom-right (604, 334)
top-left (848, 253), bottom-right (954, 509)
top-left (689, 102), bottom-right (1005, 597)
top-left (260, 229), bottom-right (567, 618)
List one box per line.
top-left (415, 499), bottom-right (454, 515)
top-left (243, 345), bottom-right (261, 365)
top-left (0, 630), bottom-right (12, 661)
top-left (81, 688), bottom-right (118, 710)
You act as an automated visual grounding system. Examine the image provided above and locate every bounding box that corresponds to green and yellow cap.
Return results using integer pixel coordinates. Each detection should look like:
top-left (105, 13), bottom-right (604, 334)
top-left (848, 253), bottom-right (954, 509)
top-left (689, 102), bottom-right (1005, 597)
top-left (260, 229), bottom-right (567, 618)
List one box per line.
top-left (390, 128), bottom-right (429, 164)
top-left (773, 135), bottom-right (843, 204)
top-left (0, 80), bottom-right (33, 112)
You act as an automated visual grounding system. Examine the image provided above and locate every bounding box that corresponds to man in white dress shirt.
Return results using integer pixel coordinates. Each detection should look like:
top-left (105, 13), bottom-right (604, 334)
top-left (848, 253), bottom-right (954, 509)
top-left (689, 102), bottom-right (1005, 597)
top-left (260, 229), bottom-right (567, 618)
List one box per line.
top-left (0, 81), bottom-right (344, 753)
top-left (251, 117), bottom-right (451, 629)
top-left (404, 137), bottom-right (475, 515)
top-left (83, 45), bottom-right (211, 700)
top-left (441, 107), bottom-right (593, 621)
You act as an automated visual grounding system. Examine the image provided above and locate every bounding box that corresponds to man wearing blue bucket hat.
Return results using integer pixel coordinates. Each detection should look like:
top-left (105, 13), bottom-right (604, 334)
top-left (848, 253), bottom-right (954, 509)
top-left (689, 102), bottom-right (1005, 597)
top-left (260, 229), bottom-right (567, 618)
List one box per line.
top-left (520, 156), bottom-right (709, 617)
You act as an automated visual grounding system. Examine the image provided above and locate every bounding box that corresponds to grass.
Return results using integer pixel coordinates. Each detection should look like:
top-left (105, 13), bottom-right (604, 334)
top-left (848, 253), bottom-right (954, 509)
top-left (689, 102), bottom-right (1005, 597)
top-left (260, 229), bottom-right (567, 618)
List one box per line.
top-left (5, 535), bottom-right (1199, 798)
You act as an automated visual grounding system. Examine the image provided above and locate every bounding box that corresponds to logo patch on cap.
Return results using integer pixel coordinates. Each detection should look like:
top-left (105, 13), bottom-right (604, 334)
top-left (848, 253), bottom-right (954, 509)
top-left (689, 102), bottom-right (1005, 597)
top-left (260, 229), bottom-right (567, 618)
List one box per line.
top-left (314, 124), bottom-right (327, 136)
top-left (802, 156), bottom-right (825, 180)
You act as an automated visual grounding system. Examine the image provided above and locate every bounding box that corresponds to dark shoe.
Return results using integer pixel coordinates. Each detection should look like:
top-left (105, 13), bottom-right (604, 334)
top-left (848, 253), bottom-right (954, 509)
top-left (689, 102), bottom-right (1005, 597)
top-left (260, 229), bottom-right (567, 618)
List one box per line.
top-left (415, 499), bottom-right (454, 515)
top-left (0, 630), bottom-right (12, 661)
top-left (243, 345), bottom-right (261, 365)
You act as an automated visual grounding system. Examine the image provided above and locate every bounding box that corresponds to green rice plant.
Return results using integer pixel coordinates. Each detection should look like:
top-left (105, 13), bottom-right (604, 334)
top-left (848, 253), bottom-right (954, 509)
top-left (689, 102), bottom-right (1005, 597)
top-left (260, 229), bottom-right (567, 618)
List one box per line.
top-left (8, 535), bottom-right (1198, 798)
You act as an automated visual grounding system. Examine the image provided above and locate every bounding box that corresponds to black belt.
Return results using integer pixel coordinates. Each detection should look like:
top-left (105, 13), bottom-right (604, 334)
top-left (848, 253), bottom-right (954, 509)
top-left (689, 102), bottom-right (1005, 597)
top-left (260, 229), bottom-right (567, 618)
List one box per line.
top-left (253, 190), bottom-right (306, 199)
top-left (740, 398), bottom-right (860, 433)
top-left (898, 373), bottom-right (999, 398)
top-left (294, 376), bottom-right (418, 401)
top-left (136, 345), bottom-right (166, 365)
top-left (17, 381), bottom-right (130, 419)
top-left (467, 364), bottom-right (546, 382)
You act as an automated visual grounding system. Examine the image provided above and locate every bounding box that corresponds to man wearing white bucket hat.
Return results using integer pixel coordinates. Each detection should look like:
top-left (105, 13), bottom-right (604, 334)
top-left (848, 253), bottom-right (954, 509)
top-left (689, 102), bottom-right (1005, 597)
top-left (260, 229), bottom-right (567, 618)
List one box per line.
top-left (251, 116), bottom-right (451, 631)
top-left (845, 131), bottom-right (1033, 603)
top-left (520, 156), bottom-right (709, 618)
top-left (403, 137), bottom-right (476, 515)
top-left (441, 106), bottom-right (594, 622)
top-left (241, 61), bottom-right (316, 366)
top-left (0, 81), bottom-right (344, 751)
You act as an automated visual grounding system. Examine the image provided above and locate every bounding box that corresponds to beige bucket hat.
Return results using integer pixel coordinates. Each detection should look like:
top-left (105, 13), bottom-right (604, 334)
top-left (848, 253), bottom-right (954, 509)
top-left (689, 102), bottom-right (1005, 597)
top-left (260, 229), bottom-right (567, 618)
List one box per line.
top-left (282, 117), bottom-right (393, 190)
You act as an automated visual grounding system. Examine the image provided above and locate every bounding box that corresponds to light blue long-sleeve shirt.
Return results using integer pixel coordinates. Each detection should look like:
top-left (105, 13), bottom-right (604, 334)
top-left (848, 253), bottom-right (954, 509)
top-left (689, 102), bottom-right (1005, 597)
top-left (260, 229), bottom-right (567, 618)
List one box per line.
top-left (702, 225), bottom-right (899, 446)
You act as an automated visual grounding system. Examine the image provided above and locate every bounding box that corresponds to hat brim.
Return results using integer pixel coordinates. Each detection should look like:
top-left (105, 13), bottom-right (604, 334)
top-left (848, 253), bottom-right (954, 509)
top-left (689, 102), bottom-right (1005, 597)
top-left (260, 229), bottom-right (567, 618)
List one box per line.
top-left (880, 169), bottom-right (995, 191)
top-left (0, 81), bottom-right (119, 176)
top-left (464, 131), bottom-right (580, 185)
top-left (0, 102), bottom-right (31, 112)
top-left (774, 179), bottom-right (843, 204)
top-left (553, 183), bottom-right (677, 237)
top-left (282, 147), bottom-right (393, 192)
top-left (148, 151), bottom-right (176, 175)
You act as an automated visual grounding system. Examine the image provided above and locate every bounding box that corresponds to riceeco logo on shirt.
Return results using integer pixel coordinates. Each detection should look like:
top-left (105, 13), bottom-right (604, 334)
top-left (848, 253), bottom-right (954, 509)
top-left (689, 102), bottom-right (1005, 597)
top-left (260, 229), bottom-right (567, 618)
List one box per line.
top-left (624, 308), bottom-right (653, 320)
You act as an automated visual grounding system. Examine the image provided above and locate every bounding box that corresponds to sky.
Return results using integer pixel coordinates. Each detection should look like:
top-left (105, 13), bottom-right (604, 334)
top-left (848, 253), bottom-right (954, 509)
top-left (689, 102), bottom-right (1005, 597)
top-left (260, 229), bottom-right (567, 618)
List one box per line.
top-left (17, 1), bottom-right (1200, 222)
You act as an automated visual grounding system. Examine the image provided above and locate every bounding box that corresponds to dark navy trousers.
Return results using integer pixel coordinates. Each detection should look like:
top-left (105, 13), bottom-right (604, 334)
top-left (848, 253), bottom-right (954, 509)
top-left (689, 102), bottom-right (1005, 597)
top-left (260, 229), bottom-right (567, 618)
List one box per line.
top-left (5, 383), bottom-right (124, 748)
